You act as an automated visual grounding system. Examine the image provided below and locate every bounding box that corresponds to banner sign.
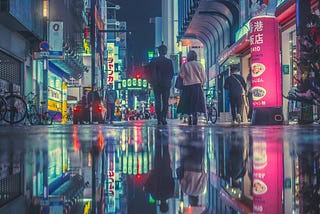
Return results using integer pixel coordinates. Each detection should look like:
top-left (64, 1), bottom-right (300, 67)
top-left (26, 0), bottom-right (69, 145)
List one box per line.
top-left (252, 131), bottom-right (283, 214)
top-left (249, 16), bottom-right (282, 108)
top-left (121, 78), bottom-right (148, 89)
top-left (49, 21), bottom-right (63, 57)
top-left (107, 43), bottom-right (115, 85)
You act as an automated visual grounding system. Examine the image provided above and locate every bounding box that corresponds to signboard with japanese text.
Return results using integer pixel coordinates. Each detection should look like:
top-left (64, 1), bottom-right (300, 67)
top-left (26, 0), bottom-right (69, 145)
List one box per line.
top-left (252, 131), bottom-right (283, 214)
top-left (118, 22), bottom-right (127, 49)
top-left (249, 16), bottom-right (282, 108)
top-left (121, 79), bottom-right (149, 90)
top-left (249, 0), bottom-right (268, 17)
top-left (49, 21), bottom-right (63, 57)
top-left (107, 43), bottom-right (115, 85)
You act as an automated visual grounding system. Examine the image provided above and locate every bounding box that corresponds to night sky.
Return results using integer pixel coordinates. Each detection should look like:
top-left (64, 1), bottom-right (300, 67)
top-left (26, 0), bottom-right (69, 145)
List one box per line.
top-left (111, 0), bottom-right (161, 68)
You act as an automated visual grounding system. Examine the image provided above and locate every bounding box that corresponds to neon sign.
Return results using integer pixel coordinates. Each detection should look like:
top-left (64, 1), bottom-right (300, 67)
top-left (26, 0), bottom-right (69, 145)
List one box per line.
top-left (249, 17), bottom-right (282, 108)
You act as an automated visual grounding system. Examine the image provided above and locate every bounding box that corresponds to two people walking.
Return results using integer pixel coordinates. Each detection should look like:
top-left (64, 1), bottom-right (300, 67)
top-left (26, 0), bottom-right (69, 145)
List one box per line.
top-left (148, 47), bottom-right (206, 126)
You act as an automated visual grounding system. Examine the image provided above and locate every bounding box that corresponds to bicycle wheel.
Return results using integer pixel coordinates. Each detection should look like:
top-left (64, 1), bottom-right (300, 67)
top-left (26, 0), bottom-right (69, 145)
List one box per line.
top-left (28, 113), bottom-right (41, 125)
top-left (209, 107), bottom-right (218, 124)
top-left (4, 94), bottom-right (27, 124)
top-left (0, 96), bottom-right (7, 121)
top-left (42, 112), bottom-right (53, 125)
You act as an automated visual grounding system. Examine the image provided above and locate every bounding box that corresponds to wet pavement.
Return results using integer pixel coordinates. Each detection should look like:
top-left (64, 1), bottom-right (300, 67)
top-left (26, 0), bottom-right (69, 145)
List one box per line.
top-left (1, 119), bottom-right (320, 213)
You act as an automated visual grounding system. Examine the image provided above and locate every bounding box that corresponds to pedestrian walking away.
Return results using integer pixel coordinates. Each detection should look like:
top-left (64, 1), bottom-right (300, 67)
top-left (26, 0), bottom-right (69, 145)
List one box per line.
top-left (105, 84), bottom-right (117, 124)
top-left (177, 50), bottom-right (206, 125)
top-left (88, 83), bottom-right (101, 108)
top-left (224, 64), bottom-right (246, 124)
top-left (148, 43), bottom-right (174, 125)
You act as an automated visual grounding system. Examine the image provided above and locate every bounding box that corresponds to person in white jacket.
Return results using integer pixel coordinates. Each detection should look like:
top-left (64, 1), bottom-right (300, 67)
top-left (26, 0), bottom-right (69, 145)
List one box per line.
top-left (177, 50), bottom-right (207, 125)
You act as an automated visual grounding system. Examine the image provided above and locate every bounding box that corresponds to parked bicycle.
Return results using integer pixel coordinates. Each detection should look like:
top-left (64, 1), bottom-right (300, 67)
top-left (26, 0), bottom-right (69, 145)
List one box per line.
top-left (0, 91), bottom-right (27, 124)
top-left (206, 98), bottom-right (218, 124)
top-left (26, 93), bottom-right (52, 125)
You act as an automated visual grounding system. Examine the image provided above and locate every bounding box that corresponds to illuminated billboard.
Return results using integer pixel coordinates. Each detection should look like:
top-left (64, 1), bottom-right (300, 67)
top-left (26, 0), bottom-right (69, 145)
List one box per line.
top-left (249, 16), bottom-right (282, 108)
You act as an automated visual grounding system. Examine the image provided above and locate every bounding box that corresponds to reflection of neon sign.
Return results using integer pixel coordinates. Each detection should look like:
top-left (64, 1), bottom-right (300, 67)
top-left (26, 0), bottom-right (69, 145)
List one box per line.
top-left (252, 131), bottom-right (283, 214)
top-left (107, 149), bottom-right (116, 212)
top-left (122, 152), bottom-right (150, 174)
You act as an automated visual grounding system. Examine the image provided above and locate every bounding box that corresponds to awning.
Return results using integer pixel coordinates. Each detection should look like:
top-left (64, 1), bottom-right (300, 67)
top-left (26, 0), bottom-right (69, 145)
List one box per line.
top-left (49, 41), bottom-right (89, 80)
top-left (180, 1), bottom-right (238, 47)
top-left (217, 35), bottom-right (250, 66)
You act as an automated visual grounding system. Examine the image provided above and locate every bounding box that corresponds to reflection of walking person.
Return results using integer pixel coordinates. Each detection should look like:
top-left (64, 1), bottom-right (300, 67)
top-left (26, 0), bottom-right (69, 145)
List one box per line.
top-left (176, 131), bottom-right (207, 207)
top-left (224, 65), bottom-right (246, 124)
top-left (149, 43), bottom-right (174, 125)
top-left (143, 129), bottom-right (174, 212)
top-left (177, 50), bottom-right (206, 125)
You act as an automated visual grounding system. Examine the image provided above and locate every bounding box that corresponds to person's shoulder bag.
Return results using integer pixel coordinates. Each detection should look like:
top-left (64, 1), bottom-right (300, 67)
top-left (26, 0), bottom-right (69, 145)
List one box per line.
top-left (232, 75), bottom-right (249, 114)
top-left (175, 75), bottom-right (183, 90)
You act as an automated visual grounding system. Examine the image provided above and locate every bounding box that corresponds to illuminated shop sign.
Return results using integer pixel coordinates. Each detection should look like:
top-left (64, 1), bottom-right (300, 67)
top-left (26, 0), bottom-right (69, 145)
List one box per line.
top-left (83, 39), bottom-right (90, 54)
top-left (277, 0), bottom-right (286, 6)
top-left (48, 71), bottom-right (62, 111)
top-left (121, 78), bottom-right (148, 89)
top-left (107, 43), bottom-right (115, 85)
top-left (235, 21), bottom-right (250, 41)
top-left (249, 16), bottom-right (282, 108)
top-left (48, 87), bottom-right (61, 102)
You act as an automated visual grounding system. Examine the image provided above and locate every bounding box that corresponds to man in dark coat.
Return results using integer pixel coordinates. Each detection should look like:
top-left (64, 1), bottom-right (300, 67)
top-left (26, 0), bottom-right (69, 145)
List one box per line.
top-left (105, 84), bottom-right (117, 124)
top-left (224, 65), bottom-right (246, 124)
top-left (149, 44), bottom-right (174, 125)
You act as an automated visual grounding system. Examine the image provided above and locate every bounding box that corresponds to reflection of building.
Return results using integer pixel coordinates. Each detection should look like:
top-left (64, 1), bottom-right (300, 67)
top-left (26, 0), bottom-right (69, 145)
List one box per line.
top-left (104, 128), bottom-right (154, 213)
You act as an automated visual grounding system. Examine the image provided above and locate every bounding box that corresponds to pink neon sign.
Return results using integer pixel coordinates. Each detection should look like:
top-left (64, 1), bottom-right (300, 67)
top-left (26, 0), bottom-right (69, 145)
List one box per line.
top-left (249, 17), bottom-right (282, 108)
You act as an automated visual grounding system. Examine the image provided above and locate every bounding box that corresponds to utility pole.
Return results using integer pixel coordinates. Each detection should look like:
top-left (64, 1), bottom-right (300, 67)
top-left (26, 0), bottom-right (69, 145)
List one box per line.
top-left (91, 0), bottom-right (96, 88)
top-left (296, 0), bottom-right (313, 124)
top-left (90, 1), bottom-right (97, 212)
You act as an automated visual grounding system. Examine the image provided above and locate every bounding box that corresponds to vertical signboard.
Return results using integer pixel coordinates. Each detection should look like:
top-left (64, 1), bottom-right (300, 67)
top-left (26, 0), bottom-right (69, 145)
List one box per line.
top-left (118, 22), bottom-right (127, 49)
top-left (252, 131), bottom-right (283, 214)
top-left (107, 43), bottom-right (115, 85)
top-left (249, 0), bottom-right (268, 17)
top-left (49, 21), bottom-right (63, 57)
top-left (249, 16), bottom-right (282, 108)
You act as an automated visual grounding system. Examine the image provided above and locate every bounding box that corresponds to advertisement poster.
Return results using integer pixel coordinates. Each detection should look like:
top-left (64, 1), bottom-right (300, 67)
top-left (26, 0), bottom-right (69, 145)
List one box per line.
top-left (252, 131), bottom-right (283, 213)
top-left (249, 0), bottom-right (268, 17)
top-left (107, 43), bottom-right (115, 85)
top-left (249, 16), bottom-right (282, 108)
top-left (49, 21), bottom-right (63, 57)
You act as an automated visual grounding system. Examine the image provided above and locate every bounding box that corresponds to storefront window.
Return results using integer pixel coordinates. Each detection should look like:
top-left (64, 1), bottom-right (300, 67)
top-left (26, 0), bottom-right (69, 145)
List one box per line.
top-left (289, 31), bottom-right (297, 87)
top-left (48, 71), bottom-right (62, 112)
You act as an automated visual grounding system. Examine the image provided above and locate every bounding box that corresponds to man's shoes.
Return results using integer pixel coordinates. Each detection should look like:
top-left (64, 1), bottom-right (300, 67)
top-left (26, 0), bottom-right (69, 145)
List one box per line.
top-left (157, 120), bottom-right (162, 125)
top-left (188, 116), bottom-right (192, 125)
top-left (192, 114), bottom-right (198, 125)
top-left (161, 118), bottom-right (167, 125)
top-left (236, 114), bottom-right (241, 124)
